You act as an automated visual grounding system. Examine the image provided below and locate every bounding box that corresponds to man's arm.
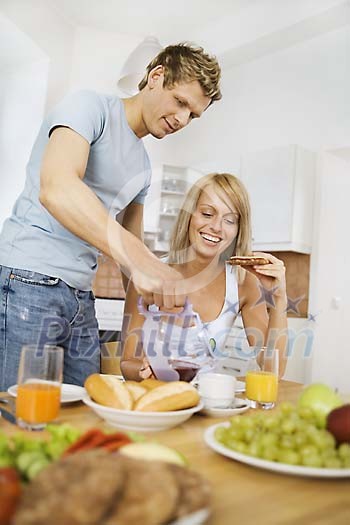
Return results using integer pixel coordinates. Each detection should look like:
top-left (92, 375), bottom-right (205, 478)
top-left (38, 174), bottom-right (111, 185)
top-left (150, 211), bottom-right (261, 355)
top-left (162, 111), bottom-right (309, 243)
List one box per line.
top-left (119, 201), bottom-right (144, 292)
top-left (39, 127), bottom-right (184, 307)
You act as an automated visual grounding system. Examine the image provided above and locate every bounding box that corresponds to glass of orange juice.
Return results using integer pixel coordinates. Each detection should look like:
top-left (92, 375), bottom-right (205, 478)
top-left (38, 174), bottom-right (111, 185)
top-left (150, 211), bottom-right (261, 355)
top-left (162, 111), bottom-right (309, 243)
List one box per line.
top-left (16, 345), bottom-right (63, 430)
top-left (245, 347), bottom-right (279, 410)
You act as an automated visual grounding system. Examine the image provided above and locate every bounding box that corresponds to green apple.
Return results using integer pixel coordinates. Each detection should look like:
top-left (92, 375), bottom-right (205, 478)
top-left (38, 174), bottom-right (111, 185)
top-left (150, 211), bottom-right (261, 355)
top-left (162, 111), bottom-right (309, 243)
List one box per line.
top-left (297, 383), bottom-right (342, 428)
top-left (119, 442), bottom-right (187, 466)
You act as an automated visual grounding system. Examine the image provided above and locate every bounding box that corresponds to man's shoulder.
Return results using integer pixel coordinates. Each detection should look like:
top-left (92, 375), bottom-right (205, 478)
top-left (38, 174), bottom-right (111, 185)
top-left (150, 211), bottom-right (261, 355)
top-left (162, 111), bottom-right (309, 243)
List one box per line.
top-left (56, 89), bottom-right (120, 113)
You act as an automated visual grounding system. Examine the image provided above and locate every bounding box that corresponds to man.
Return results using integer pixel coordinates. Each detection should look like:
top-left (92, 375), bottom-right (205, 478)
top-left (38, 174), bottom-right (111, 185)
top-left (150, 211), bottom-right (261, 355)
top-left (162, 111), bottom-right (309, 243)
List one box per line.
top-left (0, 43), bottom-right (221, 389)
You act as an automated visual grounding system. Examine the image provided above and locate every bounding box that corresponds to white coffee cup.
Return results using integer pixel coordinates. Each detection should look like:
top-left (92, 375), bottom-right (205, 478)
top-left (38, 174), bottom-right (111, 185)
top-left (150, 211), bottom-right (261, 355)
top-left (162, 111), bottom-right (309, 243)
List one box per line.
top-left (198, 373), bottom-right (236, 408)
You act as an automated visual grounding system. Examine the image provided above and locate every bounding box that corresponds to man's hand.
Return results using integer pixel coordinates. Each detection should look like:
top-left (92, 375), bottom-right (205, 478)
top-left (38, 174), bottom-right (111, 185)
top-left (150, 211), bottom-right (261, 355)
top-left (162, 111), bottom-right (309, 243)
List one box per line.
top-left (131, 258), bottom-right (186, 309)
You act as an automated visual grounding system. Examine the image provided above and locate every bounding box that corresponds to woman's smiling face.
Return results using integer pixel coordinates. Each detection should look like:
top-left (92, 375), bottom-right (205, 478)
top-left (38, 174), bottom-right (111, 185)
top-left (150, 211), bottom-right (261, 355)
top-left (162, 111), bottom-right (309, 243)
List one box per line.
top-left (188, 183), bottom-right (239, 260)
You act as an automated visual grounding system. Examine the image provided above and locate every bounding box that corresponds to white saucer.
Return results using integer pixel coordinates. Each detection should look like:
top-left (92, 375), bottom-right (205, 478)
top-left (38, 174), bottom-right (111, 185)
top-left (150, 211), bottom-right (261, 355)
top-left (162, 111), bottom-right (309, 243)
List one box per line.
top-left (8, 383), bottom-right (86, 404)
top-left (200, 398), bottom-right (250, 417)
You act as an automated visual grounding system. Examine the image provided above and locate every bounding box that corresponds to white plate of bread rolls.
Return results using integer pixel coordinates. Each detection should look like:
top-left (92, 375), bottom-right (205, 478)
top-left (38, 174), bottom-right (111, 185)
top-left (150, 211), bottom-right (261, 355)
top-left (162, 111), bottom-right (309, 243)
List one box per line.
top-left (83, 374), bottom-right (203, 432)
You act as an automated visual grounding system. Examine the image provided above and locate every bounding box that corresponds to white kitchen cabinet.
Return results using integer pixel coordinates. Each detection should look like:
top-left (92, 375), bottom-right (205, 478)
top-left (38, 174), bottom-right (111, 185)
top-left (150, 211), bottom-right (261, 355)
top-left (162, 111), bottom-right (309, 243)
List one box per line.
top-left (240, 145), bottom-right (315, 254)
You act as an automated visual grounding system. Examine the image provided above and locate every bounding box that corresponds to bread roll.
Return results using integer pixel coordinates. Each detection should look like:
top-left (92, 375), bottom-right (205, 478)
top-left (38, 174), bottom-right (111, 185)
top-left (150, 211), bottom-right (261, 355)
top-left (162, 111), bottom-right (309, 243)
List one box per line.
top-left (140, 378), bottom-right (166, 390)
top-left (84, 374), bottom-right (132, 410)
top-left (124, 381), bottom-right (147, 402)
top-left (134, 381), bottom-right (200, 412)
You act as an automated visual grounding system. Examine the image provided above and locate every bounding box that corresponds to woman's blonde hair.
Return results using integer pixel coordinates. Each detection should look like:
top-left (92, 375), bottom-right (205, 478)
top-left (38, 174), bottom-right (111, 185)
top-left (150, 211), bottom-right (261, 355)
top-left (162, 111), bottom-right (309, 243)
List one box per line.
top-left (138, 43), bottom-right (221, 103)
top-left (168, 173), bottom-right (252, 280)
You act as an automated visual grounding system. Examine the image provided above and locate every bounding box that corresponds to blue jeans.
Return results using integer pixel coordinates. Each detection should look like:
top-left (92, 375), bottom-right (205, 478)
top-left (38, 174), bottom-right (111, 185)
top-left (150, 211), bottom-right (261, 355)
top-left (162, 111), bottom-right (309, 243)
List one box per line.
top-left (0, 265), bottom-right (100, 391)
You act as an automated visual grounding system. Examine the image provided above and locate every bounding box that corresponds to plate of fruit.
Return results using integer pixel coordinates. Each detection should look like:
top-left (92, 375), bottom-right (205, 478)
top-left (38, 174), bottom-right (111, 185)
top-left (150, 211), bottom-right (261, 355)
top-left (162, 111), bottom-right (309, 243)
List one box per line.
top-left (204, 384), bottom-right (350, 478)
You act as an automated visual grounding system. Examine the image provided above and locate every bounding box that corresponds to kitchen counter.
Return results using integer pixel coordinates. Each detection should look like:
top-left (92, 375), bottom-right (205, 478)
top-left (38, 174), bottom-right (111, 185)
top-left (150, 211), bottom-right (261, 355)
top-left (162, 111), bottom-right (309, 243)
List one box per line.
top-left (1, 381), bottom-right (349, 524)
top-left (95, 297), bottom-right (124, 332)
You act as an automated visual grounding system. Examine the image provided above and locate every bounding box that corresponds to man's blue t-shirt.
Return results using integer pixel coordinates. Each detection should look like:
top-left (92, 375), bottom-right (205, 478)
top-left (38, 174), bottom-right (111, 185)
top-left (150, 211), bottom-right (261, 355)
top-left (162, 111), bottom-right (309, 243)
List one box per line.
top-left (0, 90), bottom-right (151, 290)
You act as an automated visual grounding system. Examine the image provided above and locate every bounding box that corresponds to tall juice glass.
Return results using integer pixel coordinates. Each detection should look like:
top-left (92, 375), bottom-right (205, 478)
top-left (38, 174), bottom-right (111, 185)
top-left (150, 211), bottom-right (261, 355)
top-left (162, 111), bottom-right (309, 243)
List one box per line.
top-left (16, 345), bottom-right (63, 430)
top-left (246, 347), bottom-right (279, 409)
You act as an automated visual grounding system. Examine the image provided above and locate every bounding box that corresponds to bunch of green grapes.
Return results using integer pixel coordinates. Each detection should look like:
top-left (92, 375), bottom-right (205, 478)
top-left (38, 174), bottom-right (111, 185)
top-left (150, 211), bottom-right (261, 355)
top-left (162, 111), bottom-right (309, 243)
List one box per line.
top-left (215, 402), bottom-right (350, 468)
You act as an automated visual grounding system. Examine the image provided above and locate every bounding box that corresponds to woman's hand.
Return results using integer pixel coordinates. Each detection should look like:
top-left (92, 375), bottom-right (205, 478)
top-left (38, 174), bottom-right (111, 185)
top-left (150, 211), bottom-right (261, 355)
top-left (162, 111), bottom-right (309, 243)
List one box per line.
top-left (243, 252), bottom-right (286, 298)
top-left (139, 357), bottom-right (156, 380)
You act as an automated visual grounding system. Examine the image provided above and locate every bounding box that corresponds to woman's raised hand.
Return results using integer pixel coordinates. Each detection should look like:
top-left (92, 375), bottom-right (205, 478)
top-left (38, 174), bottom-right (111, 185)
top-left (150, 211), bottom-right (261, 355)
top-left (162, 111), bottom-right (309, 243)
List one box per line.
top-left (139, 357), bottom-right (155, 380)
top-left (243, 252), bottom-right (286, 298)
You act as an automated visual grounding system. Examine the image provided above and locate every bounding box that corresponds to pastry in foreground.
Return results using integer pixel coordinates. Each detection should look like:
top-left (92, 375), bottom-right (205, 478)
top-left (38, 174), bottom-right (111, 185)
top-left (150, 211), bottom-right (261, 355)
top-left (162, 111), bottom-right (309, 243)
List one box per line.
top-left (13, 450), bottom-right (211, 525)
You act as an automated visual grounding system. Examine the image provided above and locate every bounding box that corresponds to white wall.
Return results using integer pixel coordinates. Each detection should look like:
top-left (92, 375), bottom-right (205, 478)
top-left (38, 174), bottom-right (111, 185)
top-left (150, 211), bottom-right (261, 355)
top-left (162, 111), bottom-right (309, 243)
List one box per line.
top-left (0, 60), bottom-right (49, 229)
top-left (1, 0), bottom-right (75, 110)
top-left (68, 26), bottom-right (141, 96)
top-left (163, 25), bottom-right (350, 168)
top-left (0, 2), bottom-right (75, 230)
top-left (0, 9), bottom-right (50, 230)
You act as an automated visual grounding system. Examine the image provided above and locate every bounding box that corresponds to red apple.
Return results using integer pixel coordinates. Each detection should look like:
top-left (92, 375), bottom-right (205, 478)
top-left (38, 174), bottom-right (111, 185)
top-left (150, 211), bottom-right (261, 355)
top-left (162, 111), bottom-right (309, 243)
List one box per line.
top-left (0, 467), bottom-right (21, 525)
top-left (326, 404), bottom-right (350, 444)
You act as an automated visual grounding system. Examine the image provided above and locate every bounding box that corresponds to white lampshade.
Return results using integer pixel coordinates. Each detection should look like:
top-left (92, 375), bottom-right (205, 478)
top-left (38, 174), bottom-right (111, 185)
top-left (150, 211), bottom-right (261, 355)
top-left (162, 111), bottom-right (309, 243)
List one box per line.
top-left (117, 36), bottom-right (163, 96)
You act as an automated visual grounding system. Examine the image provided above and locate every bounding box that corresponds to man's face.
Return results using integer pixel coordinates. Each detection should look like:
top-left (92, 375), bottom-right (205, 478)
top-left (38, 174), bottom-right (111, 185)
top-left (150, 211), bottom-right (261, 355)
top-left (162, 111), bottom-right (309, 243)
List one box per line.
top-left (143, 67), bottom-right (211, 139)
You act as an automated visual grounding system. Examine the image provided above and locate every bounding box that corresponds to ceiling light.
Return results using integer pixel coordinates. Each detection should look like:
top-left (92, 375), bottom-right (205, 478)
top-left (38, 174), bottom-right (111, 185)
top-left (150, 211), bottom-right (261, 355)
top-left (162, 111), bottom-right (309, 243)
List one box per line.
top-left (117, 36), bottom-right (163, 96)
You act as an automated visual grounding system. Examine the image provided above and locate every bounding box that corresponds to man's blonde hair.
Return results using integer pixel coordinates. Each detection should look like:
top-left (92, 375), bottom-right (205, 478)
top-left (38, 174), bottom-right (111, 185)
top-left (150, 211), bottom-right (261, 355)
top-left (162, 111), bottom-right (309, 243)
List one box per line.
top-left (168, 173), bottom-right (252, 280)
top-left (138, 43), bottom-right (221, 103)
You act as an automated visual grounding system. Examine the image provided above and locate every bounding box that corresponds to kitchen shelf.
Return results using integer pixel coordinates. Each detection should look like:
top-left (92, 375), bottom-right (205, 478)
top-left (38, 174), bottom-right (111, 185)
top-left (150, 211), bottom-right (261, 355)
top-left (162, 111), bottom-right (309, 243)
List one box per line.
top-left (161, 190), bottom-right (184, 196)
top-left (153, 165), bottom-right (203, 255)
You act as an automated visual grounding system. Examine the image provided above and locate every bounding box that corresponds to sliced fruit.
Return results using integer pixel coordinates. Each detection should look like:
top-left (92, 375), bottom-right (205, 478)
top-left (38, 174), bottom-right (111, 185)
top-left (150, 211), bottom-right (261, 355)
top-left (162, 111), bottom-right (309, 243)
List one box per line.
top-left (119, 442), bottom-right (187, 466)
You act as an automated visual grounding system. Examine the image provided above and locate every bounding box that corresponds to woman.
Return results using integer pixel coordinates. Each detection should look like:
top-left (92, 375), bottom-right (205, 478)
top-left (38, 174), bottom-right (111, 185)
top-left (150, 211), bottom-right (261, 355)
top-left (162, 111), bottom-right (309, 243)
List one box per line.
top-left (121, 173), bottom-right (288, 381)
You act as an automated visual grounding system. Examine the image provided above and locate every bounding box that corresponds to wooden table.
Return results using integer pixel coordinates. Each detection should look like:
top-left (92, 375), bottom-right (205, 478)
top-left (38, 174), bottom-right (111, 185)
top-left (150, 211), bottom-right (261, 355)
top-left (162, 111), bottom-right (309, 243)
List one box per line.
top-left (1, 381), bottom-right (350, 525)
